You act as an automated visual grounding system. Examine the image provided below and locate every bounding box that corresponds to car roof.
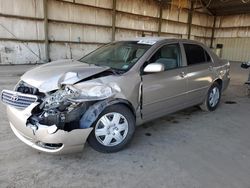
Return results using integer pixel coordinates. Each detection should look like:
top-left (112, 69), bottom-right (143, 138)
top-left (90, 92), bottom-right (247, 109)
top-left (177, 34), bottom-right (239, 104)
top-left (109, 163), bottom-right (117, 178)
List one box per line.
top-left (117, 37), bottom-right (203, 46)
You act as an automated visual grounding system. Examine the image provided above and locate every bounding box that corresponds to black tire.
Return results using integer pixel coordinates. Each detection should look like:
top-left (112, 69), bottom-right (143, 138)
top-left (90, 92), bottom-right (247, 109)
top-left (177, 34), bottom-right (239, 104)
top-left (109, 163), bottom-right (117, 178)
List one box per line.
top-left (88, 104), bottom-right (135, 153)
top-left (200, 82), bottom-right (221, 112)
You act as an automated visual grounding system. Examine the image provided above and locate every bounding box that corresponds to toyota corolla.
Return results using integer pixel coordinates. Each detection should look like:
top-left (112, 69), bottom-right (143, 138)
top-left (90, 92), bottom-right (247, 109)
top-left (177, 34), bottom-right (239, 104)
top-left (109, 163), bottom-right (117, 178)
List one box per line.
top-left (1, 38), bottom-right (230, 154)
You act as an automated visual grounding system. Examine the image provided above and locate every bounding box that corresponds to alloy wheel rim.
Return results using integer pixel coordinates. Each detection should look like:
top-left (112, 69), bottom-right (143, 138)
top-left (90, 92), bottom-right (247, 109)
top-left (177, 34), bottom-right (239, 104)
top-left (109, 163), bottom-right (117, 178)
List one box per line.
top-left (209, 87), bottom-right (220, 107)
top-left (95, 112), bottom-right (129, 146)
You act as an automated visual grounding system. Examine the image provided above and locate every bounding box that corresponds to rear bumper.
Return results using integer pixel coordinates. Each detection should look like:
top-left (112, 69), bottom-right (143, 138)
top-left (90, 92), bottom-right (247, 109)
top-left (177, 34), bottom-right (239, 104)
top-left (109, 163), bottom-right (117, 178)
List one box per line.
top-left (7, 103), bottom-right (92, 154)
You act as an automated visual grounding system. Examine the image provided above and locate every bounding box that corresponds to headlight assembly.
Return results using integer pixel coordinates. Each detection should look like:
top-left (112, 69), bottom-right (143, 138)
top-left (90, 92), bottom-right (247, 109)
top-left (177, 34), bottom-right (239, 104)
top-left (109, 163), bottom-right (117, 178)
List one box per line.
top-left (43, 82), bottom-right (119, 110)
top-left (67, 82), bottom-right (117, 102)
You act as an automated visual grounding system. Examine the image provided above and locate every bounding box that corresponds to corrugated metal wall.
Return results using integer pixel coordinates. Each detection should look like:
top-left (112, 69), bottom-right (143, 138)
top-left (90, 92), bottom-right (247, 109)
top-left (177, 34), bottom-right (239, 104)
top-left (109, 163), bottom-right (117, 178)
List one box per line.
top-left (214, 14), bottom-right (250, 62)
top-left (215, 38), bottom-right (250, 62)
top-left (0, 0), bottom-right (214, 64)
top-left (0, 0), bottom-right (45, 64)
top-left (191, 12), bottom-right (213, 45)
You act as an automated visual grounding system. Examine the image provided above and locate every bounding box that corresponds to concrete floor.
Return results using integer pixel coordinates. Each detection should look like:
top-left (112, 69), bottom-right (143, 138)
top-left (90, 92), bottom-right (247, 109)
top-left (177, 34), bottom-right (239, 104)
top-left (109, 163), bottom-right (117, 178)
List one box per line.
top-left (0, 62), bottom-right (250, 188)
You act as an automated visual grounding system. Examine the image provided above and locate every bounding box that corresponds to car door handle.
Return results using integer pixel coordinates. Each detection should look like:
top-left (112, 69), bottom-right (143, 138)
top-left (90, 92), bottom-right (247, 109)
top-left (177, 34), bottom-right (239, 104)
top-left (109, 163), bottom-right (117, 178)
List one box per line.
top-left (209, 66), bottom-right (213, 71)
top-left (180, 72), bottom-right (186, 78)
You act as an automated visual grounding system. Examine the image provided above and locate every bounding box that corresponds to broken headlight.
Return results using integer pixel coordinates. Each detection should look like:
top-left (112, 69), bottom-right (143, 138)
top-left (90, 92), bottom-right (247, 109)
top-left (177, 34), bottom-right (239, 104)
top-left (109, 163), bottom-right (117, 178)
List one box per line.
top-left (43, 83), bottom-right (118, 110)
top-left (42, 86), bottom-right (79, 110)
top-left (68, 82), bottom-right (118, 102)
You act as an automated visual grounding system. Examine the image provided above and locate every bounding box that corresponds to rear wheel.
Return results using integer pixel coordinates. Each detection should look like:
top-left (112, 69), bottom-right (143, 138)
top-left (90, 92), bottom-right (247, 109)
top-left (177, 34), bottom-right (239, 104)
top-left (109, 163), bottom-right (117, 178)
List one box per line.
top-left (200, 82), bottom-right (221, 111)
top-left (88, 104), bottom-right (135, 153)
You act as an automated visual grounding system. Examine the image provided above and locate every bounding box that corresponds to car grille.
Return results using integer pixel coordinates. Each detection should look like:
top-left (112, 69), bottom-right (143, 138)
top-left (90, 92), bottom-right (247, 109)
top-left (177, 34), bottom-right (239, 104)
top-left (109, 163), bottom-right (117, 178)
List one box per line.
top-left (1, 90), bottom-right (38, 109)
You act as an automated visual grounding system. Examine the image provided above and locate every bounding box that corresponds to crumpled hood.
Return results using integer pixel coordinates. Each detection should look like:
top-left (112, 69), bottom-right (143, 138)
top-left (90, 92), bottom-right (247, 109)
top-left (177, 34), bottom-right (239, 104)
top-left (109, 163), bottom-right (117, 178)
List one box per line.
top-left (21, 59), bottom-right (110, 92)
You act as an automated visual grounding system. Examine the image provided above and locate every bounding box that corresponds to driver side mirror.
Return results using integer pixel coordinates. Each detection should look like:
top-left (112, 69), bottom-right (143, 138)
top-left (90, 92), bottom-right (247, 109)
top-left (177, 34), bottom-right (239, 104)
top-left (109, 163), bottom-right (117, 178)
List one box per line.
top-left (144, 63), bottom-right (165, 73)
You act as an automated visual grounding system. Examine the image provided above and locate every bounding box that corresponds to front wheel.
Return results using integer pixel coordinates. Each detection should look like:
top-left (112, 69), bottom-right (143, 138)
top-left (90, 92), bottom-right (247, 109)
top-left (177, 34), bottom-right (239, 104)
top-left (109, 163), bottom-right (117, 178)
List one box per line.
top-left (200, 82), bottom-right (221, 111)
top-left (88, 104), bottom-right (135, 153)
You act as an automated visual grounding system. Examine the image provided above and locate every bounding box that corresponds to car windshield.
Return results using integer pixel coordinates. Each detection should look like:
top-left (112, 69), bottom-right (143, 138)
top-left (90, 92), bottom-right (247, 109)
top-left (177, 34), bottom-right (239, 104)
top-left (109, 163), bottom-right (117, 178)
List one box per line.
top-left (79, 41), bottom-right (151, 72)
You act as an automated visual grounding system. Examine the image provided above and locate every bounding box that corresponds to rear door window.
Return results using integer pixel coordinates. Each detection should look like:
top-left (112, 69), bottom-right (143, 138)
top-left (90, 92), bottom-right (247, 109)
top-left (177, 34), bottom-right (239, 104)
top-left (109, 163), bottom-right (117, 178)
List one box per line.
top-left (184, 44), bottom-right (210, 65)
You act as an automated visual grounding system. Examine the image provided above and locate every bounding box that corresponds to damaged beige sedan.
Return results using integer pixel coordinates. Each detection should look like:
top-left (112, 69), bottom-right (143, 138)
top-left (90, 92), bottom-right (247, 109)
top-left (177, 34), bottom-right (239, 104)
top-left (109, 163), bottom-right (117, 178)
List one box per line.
top-left (1, 38), bottom-right (230, 154)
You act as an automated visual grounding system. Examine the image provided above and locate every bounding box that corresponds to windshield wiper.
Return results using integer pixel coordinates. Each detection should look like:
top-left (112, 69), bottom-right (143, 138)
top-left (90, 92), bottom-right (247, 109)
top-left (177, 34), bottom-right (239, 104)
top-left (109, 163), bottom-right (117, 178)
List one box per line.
top-left (109, 68), bottom-right (126, 75)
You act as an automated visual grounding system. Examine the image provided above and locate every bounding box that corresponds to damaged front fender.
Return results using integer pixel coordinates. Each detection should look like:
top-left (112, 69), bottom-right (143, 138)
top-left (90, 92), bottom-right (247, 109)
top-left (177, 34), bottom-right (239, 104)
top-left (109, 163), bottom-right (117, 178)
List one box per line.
top-left (80, 98), bottom-right (135, 129)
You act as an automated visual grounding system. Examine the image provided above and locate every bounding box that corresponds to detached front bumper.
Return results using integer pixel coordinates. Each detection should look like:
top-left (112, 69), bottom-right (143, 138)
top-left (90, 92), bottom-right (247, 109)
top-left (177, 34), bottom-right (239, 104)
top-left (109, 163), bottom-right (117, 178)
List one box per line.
top-left (7, 103), bottom-right (93, 154)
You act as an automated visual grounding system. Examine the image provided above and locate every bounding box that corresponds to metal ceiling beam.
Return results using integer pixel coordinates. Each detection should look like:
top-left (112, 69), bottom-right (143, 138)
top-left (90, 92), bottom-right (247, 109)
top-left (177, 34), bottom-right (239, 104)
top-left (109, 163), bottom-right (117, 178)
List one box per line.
top-left (212, 5), bottom-right (250, 16)
top-left (201, 0), bottom-right (250, 16)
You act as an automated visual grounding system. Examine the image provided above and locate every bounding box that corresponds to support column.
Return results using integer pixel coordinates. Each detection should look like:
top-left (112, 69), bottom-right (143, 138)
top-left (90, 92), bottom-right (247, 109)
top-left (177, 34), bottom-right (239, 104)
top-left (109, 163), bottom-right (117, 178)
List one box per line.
top-left (43, 0), bottom-right (49, 62)
top-left (111, 0), bottom-right (116, 41)
top-left (187, 1), bottom-right (194, 39)
top-left (158, 1), bottom-right (163, 37)
top-left (210, 16), bottom-right (217, 48)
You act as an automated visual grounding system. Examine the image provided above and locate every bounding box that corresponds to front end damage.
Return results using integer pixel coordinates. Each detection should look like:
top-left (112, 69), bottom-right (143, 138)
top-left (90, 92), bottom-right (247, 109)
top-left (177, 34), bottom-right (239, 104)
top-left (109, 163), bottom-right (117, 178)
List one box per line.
top-left (7, 103), bottom-right (92, 154)
top-left (1, 79), bottom-right (120, 154)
